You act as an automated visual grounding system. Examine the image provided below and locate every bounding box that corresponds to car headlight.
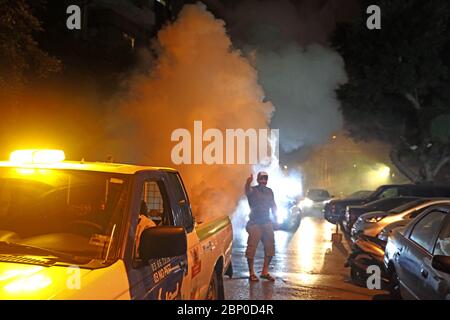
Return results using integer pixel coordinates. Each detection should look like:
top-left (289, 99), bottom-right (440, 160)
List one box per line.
top-left (378, 229), bottom-right (389, 242)
top-left (365, 216), bottom-right (385, 223)
top-left (300, 198), bottom-right (313, 208)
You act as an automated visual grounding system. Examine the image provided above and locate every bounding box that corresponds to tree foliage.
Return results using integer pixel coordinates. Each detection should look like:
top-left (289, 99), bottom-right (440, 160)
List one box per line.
top-left (333, 0), bottom-right (450, 182)
top-left (0, 0), bottom-right (61, 92)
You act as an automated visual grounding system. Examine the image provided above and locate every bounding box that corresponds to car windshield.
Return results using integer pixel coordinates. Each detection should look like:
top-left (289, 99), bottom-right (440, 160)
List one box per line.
top-left (389, 199), bottom-right (427, 214)
top-left (307, 189), bottom-right (330, 199)
top-left (0, 167), bottom-right (129, 263)
top-left (347, 190), bottom-right (373, 199)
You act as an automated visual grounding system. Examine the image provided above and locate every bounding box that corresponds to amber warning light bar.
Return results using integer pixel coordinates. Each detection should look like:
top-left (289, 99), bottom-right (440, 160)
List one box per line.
top-left (9, 149), bottom-right (66, 164)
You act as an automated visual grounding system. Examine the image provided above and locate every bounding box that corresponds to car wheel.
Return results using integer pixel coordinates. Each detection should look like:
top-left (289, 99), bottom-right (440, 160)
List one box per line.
top-left (388, 269), bottom-right (402, 300)
top-left (206, 269), bottom-right (224, 300)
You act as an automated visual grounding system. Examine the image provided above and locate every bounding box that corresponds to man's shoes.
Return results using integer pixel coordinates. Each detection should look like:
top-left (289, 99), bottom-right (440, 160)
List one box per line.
top-left (249, 274), bottom-right (259, 282)
top-left (260, 273), bottom-right (275, 281)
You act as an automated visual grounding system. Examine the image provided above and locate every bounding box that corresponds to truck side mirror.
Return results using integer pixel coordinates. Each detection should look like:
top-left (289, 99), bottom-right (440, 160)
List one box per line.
top-left (432, 255), bottom-right (450, 274)
top-left (139, 226), bottom-right (187, 261)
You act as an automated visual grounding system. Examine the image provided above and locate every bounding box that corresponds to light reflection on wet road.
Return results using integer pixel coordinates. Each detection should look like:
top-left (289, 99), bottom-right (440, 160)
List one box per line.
top-left (224, 212), bottom-right (387, 300)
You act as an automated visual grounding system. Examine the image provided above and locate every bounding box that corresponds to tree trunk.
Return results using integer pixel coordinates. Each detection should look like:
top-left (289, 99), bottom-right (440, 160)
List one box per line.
top-left (389, 149), bottom-right (421, 183)
top-left (424, 161), bottom-right (434, 182)
top-left (432, 155), bottom-right (450, 181)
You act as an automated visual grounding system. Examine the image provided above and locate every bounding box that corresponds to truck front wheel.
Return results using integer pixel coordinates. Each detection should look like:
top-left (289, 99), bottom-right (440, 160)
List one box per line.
top-left (206, 269), bottom-right (224, 300)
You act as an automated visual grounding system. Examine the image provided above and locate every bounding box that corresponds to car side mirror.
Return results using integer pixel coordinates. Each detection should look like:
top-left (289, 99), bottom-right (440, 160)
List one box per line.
top-left (432, 255), bottom-right (450, 274)
top-left (139, 226), bottom-right (187, 261)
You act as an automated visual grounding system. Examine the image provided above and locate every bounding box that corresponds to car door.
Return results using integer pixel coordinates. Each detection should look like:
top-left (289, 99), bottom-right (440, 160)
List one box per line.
top-left (399, 210), bottom-right (447, 299)
top-left (423, 215), bottom-right (450, 299)
top-left (125, 172), bottom-right (187, 300)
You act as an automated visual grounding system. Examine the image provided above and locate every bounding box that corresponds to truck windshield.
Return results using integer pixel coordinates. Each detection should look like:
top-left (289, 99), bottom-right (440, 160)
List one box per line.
top-left (0, 167), bottom-right (129, 263)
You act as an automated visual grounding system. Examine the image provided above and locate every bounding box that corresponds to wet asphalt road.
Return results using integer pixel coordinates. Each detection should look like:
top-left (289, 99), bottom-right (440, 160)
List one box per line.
top-left (224, 211), bottom-right (389, 300)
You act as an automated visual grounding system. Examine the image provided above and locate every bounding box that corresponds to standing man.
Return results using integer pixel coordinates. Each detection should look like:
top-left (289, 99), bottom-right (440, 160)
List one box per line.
top-left (245, 171), bottom-right (277, 282)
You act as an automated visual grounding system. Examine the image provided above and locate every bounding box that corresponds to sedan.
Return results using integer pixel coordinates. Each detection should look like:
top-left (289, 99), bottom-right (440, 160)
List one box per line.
top-left (384, 204), bottom-right (450, 299)
top-left (352, 198), bottom-right (450, 242)
top-left (343, 197), bottom-right (420, 234)
top-left (299, 188), bottom-right (332, 215)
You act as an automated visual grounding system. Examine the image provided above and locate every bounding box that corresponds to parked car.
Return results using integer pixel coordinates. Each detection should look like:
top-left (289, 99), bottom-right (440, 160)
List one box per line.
top-left (299, 188), bottom-right (332, 215)
top-left (352, 198), bottom-right (450, 242)
top-left (324, 184), bottom-right (450, 225)
top-left (343, 197), bottom-right (420, 234)
top-left (384, 204), bottom-right (450, 300)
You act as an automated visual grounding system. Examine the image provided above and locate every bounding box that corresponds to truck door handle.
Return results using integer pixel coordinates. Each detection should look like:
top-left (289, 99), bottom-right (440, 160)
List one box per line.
top-left (420, 268), bottom-right (429, 278)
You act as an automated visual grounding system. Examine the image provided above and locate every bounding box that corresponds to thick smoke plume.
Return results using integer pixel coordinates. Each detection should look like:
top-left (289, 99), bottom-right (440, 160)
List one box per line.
top-left (115, 4), bottom-right (273, 223)
top-left (227, 0), bottom-right (352, 153)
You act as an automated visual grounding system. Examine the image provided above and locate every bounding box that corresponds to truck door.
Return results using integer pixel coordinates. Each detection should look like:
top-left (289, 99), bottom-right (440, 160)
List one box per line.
top-left (125, 172), bottom-right (187, 300)
top-left (165, 172), bottom-right (203, 299)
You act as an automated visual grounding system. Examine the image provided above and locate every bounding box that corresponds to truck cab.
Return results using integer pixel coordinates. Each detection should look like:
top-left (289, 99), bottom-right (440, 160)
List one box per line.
top-left (0, 149), bottom-right (232, 299)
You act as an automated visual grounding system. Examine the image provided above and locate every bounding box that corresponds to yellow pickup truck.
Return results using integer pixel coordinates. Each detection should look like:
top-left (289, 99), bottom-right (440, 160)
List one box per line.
top-left (0, 149), bottom-right (233, 299)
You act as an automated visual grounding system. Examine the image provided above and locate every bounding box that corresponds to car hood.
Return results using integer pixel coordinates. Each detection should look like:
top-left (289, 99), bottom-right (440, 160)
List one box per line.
top-left (0, 259), bottom-right (131, 300)
top-left (0, 261), bottom-right (92, 300)
top-left (383, 220), bottom-right (409, 233)
top-left (359, 211), bottom-right (388, 220)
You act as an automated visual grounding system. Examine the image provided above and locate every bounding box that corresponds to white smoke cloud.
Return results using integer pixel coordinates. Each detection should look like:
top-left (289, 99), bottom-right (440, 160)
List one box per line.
top-left (226, 0), bottom-right (350, 153)
top-left (257, 43), bottom-right (347, 152)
